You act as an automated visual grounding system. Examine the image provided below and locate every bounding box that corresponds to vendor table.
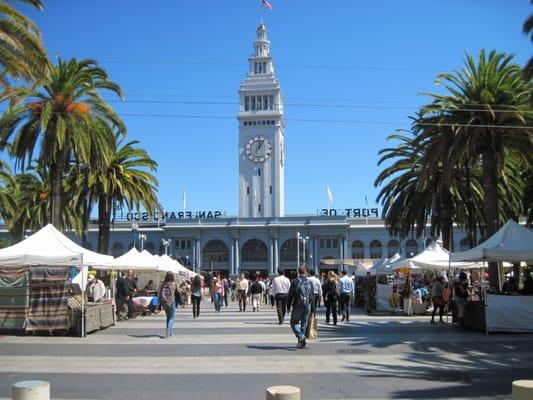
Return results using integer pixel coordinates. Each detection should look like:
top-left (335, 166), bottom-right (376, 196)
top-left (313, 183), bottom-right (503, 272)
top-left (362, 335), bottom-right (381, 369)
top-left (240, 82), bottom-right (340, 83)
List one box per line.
top-left (68, 299), bottom-right (114, 335)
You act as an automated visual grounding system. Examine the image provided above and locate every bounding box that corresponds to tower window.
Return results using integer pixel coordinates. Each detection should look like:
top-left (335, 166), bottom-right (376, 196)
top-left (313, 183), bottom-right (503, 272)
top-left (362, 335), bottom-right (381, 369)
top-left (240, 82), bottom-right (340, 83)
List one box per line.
top-left (245, 96), bottom-right (250, 111)
top-left (258, 168), bottom-right (261, 176)
top-left (257, 96), bottom-right (262, 110)
top-left (251, 97), bottom-right (256, 111)
top-left (269, 96), bottom-right (274, 110)
top-left (269, 185), bottom-right (272, 194)
top-left (247, 186), bottom-right (250, 195)
top-left (254, 62), bottom-right (258, 74)
top-left (258, 204), bottom-right (262, 212)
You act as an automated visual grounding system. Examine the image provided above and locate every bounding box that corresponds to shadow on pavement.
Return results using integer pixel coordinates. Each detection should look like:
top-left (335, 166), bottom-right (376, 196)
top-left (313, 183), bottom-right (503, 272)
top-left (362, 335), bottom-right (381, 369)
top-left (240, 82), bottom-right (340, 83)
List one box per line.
top-left (246, 344), bottom-right (298, 352)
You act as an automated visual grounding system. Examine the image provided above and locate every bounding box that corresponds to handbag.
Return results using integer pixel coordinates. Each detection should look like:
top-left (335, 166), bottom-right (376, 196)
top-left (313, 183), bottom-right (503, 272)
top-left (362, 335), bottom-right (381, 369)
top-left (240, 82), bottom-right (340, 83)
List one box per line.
top-left (308, 315), bottom-right (318, 339)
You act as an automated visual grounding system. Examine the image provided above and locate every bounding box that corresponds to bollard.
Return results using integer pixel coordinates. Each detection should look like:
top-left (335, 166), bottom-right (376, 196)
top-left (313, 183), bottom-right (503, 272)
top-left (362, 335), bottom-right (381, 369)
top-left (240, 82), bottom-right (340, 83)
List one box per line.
top-left (266, 385), bottom-right (301, 400)
top-left (513, 380), bottom-right (533, 400)
top-left (11, 380), bottom-right (50, 400)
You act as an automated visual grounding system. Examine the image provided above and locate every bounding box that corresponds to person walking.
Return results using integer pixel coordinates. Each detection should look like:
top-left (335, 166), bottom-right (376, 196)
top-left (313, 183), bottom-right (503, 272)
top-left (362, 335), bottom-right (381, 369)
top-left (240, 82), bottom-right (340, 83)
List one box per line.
top-left (287, 265), bottom-right (313, 349)
top-left (307, 269), bottom-right (322, 314)
top-left (237, 273), bottom-right (249, 312)
top-left (271, 269), bottom-right (291, 324)
top-left (361, 272), bottom-right (375, 314)
top-left (454, 272), bottom-right (469, 326)
top-left (338, 270), bottom-right (354, 322)
top-left (213, 275), bottom-right (224, 313)
top-left (250, 277), bottom-right (263, 311)
top-left (159, 272), bottom-right (178, 337)
top-left (323, 271), bottom-right (339, 324)
top-left (191, 274), bottom-right (203, 319)
top-left (431, 276), bottom-right (445, 324)
top-left (222, 277), bottom-right (230, 307)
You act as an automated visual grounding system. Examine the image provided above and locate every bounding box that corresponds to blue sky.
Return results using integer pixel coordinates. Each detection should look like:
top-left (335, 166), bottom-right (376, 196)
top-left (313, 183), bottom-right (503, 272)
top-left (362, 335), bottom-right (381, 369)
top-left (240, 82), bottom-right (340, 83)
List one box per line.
top-left (14, 0), bottom-right (532, 217)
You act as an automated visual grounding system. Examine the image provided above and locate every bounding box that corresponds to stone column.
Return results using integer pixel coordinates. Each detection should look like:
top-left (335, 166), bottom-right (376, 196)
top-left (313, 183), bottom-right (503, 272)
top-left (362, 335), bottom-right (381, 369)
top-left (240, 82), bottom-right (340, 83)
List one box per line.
top-left (269, 238), bottom-right (275, 276)
top-left (230, 238), bottom-right (235, 276)
top-left (196, 239), bottom-right (202, 273)
top-left (234, 237), bottom-right (240, 275)
top-left (12, 381), bottom-right (50, 400)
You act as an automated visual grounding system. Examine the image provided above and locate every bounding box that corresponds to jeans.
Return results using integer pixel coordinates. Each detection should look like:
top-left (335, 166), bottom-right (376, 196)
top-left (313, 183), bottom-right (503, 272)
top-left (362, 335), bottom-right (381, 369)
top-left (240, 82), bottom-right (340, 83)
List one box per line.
top-left (290, 303), bottom-right (311, 340)
top-left (339, 293), bottom-right (352, 320)
top-left (192, 295), bottom-right (201, 318)
top-left (164, 302), bottom-right (176, 336)
top-left (214, 293), bottom-right (223, 312)
top-left (275, 293), bottom-right (289, 323)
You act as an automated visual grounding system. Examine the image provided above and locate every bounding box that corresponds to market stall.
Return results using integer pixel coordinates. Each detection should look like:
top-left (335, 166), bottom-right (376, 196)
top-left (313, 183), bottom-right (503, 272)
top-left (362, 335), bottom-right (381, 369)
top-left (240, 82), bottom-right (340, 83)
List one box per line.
top-left (451, 220), bottom-right (533, 333)
top-left (0, 224), bottom-right (114, 336)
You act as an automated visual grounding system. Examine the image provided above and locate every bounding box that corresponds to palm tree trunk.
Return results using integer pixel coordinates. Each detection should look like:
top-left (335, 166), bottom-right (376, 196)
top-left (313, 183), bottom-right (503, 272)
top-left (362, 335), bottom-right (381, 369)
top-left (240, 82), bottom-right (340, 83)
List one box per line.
top-left (481, 148), bottom-right (500, 291)
top-left (50, 163), bottom-right (63, 229)
top-left (97, 194), bottom-right (112, 255)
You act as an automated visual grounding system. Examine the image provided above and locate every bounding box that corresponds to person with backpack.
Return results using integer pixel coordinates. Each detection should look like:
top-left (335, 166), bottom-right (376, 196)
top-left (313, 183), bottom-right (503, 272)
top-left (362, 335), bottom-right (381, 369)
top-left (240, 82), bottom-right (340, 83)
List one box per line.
top-left (287, 265), bottom-right (313, 349)
top-left (323, 271), bottom-right (339, 325)
top-left (159, 272), bottom-right (178, 337)
top-left (250, 277), bottom-right (263, 312)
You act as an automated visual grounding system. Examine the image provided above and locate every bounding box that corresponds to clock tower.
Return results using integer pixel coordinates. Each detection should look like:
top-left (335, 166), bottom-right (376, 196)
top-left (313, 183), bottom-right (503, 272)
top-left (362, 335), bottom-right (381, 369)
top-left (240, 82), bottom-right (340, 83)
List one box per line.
top-left (238, 23), bottom-right (285, 218)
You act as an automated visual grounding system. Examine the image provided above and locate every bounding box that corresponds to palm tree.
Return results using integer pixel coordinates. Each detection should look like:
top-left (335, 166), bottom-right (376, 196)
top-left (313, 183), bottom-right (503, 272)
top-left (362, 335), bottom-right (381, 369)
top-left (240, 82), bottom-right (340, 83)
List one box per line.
top-left (0, 58), bottom-right (126, 229)
top-left (0, 0), bottom-right (50, 95)
top-left (0, 159), bottom-right (15, 225)
top-left (87, 138), bottom-right (159, 254)
top-left (419, 50), bottom-right (532, 289)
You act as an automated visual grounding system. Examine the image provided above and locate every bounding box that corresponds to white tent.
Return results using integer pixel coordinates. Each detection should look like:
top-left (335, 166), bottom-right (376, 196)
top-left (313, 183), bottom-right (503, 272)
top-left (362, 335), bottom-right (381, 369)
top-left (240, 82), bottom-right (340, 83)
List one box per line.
top-left (0, 224), bottom-right (113, 268)
top-left (368, 253), bottom-right (402, 275)
top-left (451, 220), bottom-right (533, 262)
top-left (108, 247), bottom-right (159, 270)
top-left (389, 242), bottom-right (480, 271)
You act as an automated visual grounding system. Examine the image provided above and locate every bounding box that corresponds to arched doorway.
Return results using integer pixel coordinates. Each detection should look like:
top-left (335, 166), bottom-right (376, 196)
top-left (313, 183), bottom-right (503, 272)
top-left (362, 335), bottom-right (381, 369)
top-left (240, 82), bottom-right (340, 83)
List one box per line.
top-left (112, 242), bottom-right (124, 257)
top-left (387, 240), bottom-right (399, 257)
top-left (405, 239), bottom-right (419, 258)
top-left (369, 240), bottom-right (382, 259)
top-left (241, 239), bottom-right (268, 277)
top-left (351, 240), bottom-right (364, 259)
top-left (202, 239), bottom-right (230, 275)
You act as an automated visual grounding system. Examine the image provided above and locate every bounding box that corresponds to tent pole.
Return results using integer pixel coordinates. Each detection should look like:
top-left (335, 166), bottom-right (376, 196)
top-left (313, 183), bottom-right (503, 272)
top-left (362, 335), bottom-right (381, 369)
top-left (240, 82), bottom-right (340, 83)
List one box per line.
top-left (81, 254), bottom-right (85, 338)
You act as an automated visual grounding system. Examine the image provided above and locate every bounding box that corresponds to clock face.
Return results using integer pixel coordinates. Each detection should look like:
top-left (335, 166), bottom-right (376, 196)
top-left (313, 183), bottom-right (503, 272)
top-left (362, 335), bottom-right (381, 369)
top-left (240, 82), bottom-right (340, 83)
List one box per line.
top-left (246, 136), bottom-right (272, 163)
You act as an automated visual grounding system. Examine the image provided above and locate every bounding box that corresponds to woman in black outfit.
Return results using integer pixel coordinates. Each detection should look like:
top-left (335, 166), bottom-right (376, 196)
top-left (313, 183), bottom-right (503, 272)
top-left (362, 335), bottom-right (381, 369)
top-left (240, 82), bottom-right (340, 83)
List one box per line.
top-left (191, 275), bottom-right (203, 319)
top-left (323, 271), bottom-right (339, 325)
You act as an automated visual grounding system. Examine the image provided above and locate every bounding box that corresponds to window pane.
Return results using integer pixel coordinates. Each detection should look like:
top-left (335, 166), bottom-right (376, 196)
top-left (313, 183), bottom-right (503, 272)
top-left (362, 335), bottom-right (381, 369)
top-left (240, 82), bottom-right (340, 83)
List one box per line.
top-left (251, 97), bottom-right (256, 110)
top-left (332, 239), bottom-right (338, 248)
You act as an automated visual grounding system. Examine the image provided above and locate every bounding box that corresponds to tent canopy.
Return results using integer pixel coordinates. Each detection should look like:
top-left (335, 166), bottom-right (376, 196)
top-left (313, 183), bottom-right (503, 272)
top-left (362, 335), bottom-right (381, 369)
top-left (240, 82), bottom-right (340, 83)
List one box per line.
top-left (106, 247), bottom-right (159, 270)
top-left (389, 242), bottom-right (480, 271)
top-left (451, 220), bottom-right (533, 262)
top-left (368, 253), bottom-right (402, 275)
top-left (0, 224), bottom-right (112, 267)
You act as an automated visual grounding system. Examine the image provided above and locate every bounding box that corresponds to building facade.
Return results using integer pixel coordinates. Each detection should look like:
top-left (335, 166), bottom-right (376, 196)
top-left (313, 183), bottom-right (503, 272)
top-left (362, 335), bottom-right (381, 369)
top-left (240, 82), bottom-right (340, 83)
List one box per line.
top-left (0, 24), bottom-right (481, 276)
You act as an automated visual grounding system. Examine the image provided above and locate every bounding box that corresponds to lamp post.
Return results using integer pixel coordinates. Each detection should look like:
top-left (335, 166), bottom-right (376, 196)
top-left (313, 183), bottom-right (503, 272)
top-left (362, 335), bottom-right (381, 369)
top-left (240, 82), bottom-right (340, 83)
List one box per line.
top-left (131, 222), bottom-right (139, 250)
top-left (161, 238), bottom-right (171, 255)
top-left (139, 233), bottom-right (147, 251)
top-left (296, 232), bottom-right (301, 267)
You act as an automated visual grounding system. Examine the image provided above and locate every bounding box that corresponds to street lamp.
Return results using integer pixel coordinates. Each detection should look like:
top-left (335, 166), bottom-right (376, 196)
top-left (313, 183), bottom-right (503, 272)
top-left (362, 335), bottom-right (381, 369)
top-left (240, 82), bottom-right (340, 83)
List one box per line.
top-left (161, 238), bottom-right (171, 255)
top-left (302, 236), bottom-right (309, 266)
top-left (131, 222), bottom-right (139, 249)
top-left (296, 232), bottom-right (301, 267)
top-left (139, 233), bottom-right (147, 251)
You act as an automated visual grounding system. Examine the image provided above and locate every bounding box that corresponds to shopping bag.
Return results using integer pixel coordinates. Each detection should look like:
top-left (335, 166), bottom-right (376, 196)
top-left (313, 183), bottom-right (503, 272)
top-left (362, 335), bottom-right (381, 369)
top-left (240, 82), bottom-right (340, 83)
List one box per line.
top-left (308, 315), bottom-right (318, 339)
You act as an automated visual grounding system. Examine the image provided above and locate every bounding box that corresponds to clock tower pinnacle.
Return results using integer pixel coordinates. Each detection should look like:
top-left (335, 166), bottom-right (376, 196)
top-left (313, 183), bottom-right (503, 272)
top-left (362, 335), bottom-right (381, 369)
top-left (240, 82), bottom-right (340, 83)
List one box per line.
top-left (237, 23), bottom-right (285, 218)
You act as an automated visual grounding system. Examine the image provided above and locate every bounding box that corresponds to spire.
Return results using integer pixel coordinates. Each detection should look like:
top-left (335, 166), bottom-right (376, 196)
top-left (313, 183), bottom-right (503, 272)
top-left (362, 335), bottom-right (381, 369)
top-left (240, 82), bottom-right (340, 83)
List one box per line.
top-left (254, 22), bottom-right (269, 57)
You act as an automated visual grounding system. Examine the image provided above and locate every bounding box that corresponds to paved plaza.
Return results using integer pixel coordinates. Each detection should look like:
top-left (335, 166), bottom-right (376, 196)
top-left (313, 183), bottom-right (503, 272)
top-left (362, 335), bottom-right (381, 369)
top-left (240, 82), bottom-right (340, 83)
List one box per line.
top-left (1, 302), bottom-right (532, 400)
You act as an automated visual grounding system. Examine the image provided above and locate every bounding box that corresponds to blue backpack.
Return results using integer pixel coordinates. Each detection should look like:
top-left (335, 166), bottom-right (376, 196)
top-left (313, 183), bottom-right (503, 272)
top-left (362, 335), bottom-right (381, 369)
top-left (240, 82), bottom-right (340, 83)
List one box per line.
top-left (295, 277), bottom-right (312, 307)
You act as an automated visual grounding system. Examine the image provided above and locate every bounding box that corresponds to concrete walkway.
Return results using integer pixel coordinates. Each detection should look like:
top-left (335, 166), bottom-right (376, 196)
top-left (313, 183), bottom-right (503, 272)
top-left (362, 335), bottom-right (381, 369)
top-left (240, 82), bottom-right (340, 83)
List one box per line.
top-left (0, 301), bottom-right (531, 399)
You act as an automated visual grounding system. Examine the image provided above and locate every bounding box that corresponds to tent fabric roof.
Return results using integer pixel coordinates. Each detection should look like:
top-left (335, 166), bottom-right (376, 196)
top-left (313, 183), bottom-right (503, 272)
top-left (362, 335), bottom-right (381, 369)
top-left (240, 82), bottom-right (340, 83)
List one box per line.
top-left (367, 253), bottom-right (402, 275)
top-left (0, 224), bottom-right (112, 267)
top-left (107, 247), bottom-right (159, 270)
top-left (389, 242), bottom-right (480, 271)
top-left (451, 220), bottom-right (533, 262)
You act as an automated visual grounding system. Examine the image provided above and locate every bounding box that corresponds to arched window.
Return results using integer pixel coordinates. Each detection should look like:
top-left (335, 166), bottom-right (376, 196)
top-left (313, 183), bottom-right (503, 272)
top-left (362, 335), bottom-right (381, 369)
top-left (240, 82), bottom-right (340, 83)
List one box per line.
top-left (203, 239), bottom-right (229, 263)
top-left (112, 242), bottom-right (124, 257)
top-left (369, 240), bottom-right (382, 259)
top-left (241, 239), bottom-right (268, 262)
top-left (387, 240), bottom-right (400, 257)
top-left (405, 239), bottom-right (419, 258)
top-left (351, 240), bottom-right (364, 259)
top-left (144, 242), bottom-right (155, 253)
top-left (280, 238), bottom-right (304, 262)
top-left (460, 238), bottom-right (470, 251)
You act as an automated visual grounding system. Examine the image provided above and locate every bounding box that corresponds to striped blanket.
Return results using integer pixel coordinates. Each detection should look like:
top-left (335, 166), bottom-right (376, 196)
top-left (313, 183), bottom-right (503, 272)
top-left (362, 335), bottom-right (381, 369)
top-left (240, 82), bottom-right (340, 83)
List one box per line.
top-left (0, 267), bottom-right (30, 330)
top-left (26, 266), bottom-right (69, 333)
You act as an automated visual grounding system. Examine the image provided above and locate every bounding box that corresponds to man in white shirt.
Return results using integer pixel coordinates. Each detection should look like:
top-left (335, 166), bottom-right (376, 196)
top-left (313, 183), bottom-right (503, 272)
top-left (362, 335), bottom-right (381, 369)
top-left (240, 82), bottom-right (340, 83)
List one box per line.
top-left (307, 269), bottom-right (323, 314)
top-left (338, 270), bottom-right (354, 322)
top-left (237, 273), bottom-right (249, 312)
top-left (271, 269), bottom-right (291, 324)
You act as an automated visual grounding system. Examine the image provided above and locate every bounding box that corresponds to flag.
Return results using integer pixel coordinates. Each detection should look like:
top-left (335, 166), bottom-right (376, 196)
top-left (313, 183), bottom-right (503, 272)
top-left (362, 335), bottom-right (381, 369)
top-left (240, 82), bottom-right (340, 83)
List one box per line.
top-left (182, 190), bottom-right (187, 211)
top-left (326, 185), bottom-right (333, 204)
top-left (261, 0), bottom-right (272, 10)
